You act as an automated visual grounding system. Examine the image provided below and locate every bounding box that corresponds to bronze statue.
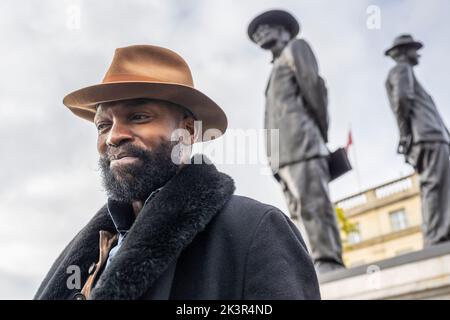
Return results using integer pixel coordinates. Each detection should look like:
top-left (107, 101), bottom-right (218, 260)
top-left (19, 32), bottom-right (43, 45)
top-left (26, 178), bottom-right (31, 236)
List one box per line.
top-left (385, 34), bottom-right (450, 246)
top-left (248, 10), bottom-right (345, 273)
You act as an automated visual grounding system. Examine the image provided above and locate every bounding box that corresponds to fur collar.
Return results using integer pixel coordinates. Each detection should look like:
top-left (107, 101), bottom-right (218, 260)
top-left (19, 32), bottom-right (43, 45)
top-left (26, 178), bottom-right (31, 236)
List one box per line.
top-left (35, 156), bottom-right (235, 299)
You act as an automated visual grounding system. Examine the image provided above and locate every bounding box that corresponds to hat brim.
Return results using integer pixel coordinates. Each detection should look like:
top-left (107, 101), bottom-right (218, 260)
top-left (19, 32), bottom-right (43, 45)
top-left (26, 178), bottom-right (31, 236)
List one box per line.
top-left (63, 81), bottom-right (228, 142)
top-left (248, 9), bottom-right (300, 42)
top-left (384, 41), bottom-right (423, 56)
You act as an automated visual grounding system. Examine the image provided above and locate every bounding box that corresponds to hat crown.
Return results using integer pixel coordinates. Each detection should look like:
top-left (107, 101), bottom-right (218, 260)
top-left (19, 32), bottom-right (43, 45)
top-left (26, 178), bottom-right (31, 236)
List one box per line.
top-left (102, 45), bottom-right (194, 87)
top-left (392, 34), bottom-right (416, 46)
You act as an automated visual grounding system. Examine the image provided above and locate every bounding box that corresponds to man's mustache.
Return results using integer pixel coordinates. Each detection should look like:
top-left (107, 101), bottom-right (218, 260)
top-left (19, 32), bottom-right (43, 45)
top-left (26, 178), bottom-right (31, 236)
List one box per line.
top-left (103, 144), bottom-right (146, 163)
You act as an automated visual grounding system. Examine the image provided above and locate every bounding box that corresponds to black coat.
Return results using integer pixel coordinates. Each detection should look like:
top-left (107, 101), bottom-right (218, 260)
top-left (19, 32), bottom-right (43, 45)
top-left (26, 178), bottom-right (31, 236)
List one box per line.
top-left (265, 39), bottom-right (329, 172)
top-left (386, 62), bottom-right (450, 148)
top-left (34, 159), bottom-right (320, 300)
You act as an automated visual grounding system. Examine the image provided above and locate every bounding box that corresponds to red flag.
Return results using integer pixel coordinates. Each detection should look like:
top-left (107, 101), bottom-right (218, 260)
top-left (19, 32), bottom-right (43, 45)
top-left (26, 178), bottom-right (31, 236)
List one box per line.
top-left (345, 130), bottom-right (353, 153)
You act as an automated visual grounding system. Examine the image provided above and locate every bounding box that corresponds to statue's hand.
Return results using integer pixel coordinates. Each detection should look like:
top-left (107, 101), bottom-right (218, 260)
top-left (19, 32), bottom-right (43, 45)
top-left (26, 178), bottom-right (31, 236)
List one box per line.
top-left (397, 135), bottom-right (412, 155)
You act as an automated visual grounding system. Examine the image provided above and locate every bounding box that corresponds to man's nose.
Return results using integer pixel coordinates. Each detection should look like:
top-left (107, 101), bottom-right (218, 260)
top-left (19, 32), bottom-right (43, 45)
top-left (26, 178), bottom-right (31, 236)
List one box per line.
top-left (106, 121), bottom-right (133, 147)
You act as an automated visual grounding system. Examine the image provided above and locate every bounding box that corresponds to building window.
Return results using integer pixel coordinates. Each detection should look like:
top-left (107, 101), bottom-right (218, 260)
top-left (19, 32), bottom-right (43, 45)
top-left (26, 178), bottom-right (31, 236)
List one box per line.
top-left (347, 223), bottom-right (362, 244)
top-left (389, 209), bottom-right (408, 232)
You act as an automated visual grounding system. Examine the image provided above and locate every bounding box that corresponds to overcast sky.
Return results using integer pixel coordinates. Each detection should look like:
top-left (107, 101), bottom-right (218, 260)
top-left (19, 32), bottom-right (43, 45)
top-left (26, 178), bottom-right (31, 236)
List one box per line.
top-left (1, 0), bottom-right (450, 299)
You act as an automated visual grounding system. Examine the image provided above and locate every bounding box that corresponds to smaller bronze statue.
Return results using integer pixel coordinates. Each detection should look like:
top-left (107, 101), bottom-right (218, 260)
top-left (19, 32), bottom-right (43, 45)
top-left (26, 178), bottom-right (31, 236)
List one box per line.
top-left (385, 34), bottom-right (450, 246)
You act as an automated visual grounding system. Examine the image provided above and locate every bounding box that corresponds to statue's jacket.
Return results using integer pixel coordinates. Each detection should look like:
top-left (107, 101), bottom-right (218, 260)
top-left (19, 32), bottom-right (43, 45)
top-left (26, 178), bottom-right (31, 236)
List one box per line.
top-left (265, 39), bottom-right (329, 173)
top-left (386, 62), bottom-right (450, 146)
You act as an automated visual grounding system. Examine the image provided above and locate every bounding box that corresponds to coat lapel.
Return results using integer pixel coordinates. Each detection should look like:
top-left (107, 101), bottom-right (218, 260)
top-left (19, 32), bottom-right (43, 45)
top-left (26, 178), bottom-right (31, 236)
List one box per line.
top-left (34, 207), bottom-right (115, 300)
top-left (89, 156), bottom-right (235, 299)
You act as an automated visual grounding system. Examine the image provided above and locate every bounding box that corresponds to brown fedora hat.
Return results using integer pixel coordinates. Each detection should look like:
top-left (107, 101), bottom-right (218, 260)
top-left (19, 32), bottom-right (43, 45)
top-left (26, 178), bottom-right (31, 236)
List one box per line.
top-left (63, 45), bottom-right (227, 142)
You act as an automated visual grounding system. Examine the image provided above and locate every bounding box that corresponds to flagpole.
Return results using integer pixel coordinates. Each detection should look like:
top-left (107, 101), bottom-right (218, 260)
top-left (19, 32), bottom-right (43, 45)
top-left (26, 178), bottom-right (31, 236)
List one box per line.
top-left (349, 124), bottom-right (362, 192)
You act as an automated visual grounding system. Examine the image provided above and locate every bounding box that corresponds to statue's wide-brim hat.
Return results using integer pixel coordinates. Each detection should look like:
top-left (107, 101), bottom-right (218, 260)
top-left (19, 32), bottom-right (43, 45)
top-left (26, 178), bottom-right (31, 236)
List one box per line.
top-left (247, 9), bottom-right (300, 42)
top-left (63, 45), bottom-right (227, 141)
top-left (384, 34), bottom-right (423, 56)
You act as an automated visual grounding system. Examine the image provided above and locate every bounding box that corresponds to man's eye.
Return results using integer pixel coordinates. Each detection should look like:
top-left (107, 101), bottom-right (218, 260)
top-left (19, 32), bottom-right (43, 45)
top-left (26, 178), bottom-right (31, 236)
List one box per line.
top-left (96, 123), bottom-right (110, 131)
top-left (131, 114), bottom-right (150, 121)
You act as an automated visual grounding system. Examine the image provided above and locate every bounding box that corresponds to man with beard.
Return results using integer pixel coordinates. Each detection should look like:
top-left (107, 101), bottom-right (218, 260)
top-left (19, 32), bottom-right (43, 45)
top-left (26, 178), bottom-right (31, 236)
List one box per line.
top-left (385, 34), bottom-right (450, 246)
top-left (247, 10), bottom-right (345, 274)
top-left (34, 45), bottom-right (320, 300)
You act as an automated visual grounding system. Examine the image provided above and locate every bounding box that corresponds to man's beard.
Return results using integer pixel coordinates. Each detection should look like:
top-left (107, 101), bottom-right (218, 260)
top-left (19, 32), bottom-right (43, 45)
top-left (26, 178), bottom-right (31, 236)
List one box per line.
top-left (98, 141), bottom-right (180, 202)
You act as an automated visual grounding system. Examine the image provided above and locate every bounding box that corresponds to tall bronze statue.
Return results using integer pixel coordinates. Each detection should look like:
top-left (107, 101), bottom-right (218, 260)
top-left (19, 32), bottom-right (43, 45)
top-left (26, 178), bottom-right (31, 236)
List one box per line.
top-left (248, 10), bottom-right (345, 273)
top-left (385, 34), bottom-right (450, 246)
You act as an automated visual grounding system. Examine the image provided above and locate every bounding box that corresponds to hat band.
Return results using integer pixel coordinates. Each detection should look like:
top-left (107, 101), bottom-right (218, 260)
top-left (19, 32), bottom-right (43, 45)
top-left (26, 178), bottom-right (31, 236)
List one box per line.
top-left (102, 73), bottom-right (189, 84)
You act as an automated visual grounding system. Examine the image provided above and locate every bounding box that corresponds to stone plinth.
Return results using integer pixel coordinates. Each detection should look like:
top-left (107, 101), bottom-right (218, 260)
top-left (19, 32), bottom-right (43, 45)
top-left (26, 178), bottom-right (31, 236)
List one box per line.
top-left (320, 242), bottom-right (450, 299)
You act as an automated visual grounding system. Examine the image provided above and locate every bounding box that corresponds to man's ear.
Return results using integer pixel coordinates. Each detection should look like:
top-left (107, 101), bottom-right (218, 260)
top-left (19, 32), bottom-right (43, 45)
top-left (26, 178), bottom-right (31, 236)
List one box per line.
top-left (180, 116), bottom-right (196, 145)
